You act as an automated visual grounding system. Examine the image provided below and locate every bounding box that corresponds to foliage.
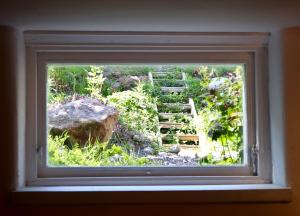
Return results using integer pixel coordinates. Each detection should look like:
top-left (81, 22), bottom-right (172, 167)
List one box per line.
top-left (48, 133), bottom-right (105, 166)
top-left (163, 132), bottom-right (179, 144)
top-left (152, 71), bottom-right (182, 79)
top-left (107, 87), bottom-right (158, 133)
top-left (86, 66), bottom-right (106, 100)
top-left (154, 79), bottom-right (185, 87)
top-left (47, 64), bottom-right (244, 166)
top-left (47, 89), bottom-right (66, 104)
top-left (48, 133), bottom-right (150, 166)
top-left (106, 84), bottom-right (160, 151)
top-left (171, 114), bottom-right (197, 134)
top-left (142, 81), bottom-right (162, 98)
top-left (194, 66), bottom-right (244, 164)
top-left (105, 65), bottom-right (155, 77)
top-left (48, 65), bottom-right (90, 103)
top-left (101, 80), bottom-right (118, 97)
top-left (159, 93), bottom-right (188, 103)
top-left (158, 103), bottom-right (189, 113)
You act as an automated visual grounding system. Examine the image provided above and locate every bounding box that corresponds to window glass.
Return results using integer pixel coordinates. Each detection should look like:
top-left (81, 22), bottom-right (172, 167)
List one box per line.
top-left (47, 64), bottom-right (244, 167)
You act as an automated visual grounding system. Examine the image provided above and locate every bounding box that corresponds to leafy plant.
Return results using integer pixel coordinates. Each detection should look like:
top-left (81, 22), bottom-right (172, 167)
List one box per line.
top-left (108, 89), bottom-right (158, 133)
top-left (158, 103), bottom-right (188, 113)
top-left (163, 133), bottom-right (179, 144)
top-left (48, 65), bottom-right (90, 96)
top-left (47, 64), bottom-right (245, 166)
top-left (48, 133), bottom-right (151, 166)
top-left (152, 71), bottom-right (182, 79)
top-left (159, 93), bottom-right (188, 103)
top-left (197, 66), bottom-right (244, 164)
top-left (105, 65), bottom-right (155, 77)
top-left (154, 79), bottom-right (185, 87)
top-left (107, 85), bottom-right (160, 151)
top-left (48, 133), bottom-right (106, 166)
top-left (142, 81), bottom-right (162, 98)
top-left (86, 66), bottom-right (106, 100)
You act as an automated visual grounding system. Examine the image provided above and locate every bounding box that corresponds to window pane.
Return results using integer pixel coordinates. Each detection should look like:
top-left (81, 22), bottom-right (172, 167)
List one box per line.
top-left (47, 64), bottom-right (244, 167)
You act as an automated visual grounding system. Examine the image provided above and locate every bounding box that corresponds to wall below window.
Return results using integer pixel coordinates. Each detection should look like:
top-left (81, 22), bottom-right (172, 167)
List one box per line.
top-left (0, 0), bottom-right (300, 215)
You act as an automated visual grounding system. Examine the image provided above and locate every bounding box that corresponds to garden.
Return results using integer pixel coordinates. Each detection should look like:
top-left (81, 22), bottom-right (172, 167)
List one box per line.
top-left (47, 64), bottom-right (244, 167)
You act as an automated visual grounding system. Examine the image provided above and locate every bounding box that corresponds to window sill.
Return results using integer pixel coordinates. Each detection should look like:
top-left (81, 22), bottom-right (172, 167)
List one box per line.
top-left (12, 184), bottom-right (291, 204)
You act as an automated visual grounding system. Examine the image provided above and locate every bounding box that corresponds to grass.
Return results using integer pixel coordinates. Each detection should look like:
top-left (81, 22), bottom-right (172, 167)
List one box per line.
top-left (48, 133), bottom-right (151, 166)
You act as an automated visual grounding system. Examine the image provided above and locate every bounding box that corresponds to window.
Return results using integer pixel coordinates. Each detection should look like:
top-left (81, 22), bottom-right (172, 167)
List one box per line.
top-left (47, 63), bottom-right (245, 168)
top-left (25, 32), bottom-right (271, 187)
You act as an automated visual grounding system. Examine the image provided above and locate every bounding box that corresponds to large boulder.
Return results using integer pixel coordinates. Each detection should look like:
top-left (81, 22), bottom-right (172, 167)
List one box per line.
top-left (48, 97), bottom-right (118, 145)
top-left (109, 75), bottom-right (148, 91)
top-left (119, 75), bottom-right (148, 90)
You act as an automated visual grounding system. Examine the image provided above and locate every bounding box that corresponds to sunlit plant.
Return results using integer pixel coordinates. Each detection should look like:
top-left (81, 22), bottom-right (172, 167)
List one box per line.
top-left (86, 66), bottom-right (106, 100)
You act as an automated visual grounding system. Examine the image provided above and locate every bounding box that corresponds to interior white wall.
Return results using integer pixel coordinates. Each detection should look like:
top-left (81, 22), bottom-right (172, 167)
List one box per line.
top-left (0, 0), bottom-right (300, 32)
top-left (1, 0), bottom-right (297, 187)
top-left (0, 0), bottom-right (300, 215)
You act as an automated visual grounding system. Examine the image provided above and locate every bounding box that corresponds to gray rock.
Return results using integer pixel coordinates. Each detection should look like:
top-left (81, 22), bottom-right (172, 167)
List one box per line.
top-left (147, 151), bottom-right (199, 166)
top-left (158, 152), bottom-right (168, 157)
top-left (168, 144), bottom-right (181, 154)
top-left (48, 97), bottom-right (118, 145)
top-left (109, 154), bottom-right (123, 162)
top-left (141, 146), bottom-right (154, 155)
top-left (133, 134), bottom-right (142, 141)
top-left (208, 77), bottom-right (230, 90)
top-left (118, 75), bottom-right (148, 90)
top-left (164, 162), bottom-right (176, 166)
top-left (111, 81), bottom-right (121, 89)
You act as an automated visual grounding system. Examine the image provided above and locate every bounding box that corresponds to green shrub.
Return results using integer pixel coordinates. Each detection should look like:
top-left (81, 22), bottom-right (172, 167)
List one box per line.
top-left (48, 65), bottom-right (90, 96)
top-left (157, 103), bottom-right (188, 113)
top-left (107, 88), bottom-right (158, 133)
top-left (86, 66), bottom-right (106, 100)
top-left (48, 133), bottom-right (105, 166)
top-left (142, 81), bottom-right (162, 98)
top-left (48, 134), bottom-right (150, 166)
top-left (47, 64), bottom-right (244, 166)
top-left (154, 79), bottom-right (185, 87)
top-left (162, 133), bottom-right (179, 144)
top-left (159, 93), bottom-right (188, 103)
top-left (105, 65), bottom-right (155, 77)
top-left (152, 71), bottom-right (182, 79)
top-left (196, 65), bottom-right (244, 164)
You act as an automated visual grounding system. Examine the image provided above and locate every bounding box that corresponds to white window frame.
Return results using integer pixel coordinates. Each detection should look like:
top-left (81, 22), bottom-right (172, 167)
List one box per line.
top-left (24, 32), bottom-right (272, 188)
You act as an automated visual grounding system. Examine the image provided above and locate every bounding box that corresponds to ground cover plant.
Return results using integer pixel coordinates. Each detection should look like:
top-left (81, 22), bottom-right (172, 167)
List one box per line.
top-left (47, 64), bottom-right (244, 166)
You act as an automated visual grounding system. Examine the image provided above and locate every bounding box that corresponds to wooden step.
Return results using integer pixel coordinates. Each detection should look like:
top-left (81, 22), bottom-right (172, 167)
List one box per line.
top-left (177, 134), bottom-right (199, 142)
top-left (162, 103), bottom-right (191, 110)
top-left (152, 72), bottom-right (182, 78)
top-left (161, 134), bottom-right (199, 142)
top-left (153, 79), bottom-right (185, 87)
top-left (161, 86), bottom-right (185, 93)
top-left (153, 79), bottom-right (184, 83)
top-left (163, 144), bottom-right (200, 149)
top-left (152, 72), bottom-right (181, 75)
top-left (159, 113), bottom-right (192, 119)
top-left (159, 122), bottom-right (183, 129)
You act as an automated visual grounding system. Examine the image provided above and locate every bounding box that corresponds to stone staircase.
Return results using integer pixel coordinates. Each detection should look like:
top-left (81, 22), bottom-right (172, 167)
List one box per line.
top-left (148, 71), bottom-right (200, 155)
